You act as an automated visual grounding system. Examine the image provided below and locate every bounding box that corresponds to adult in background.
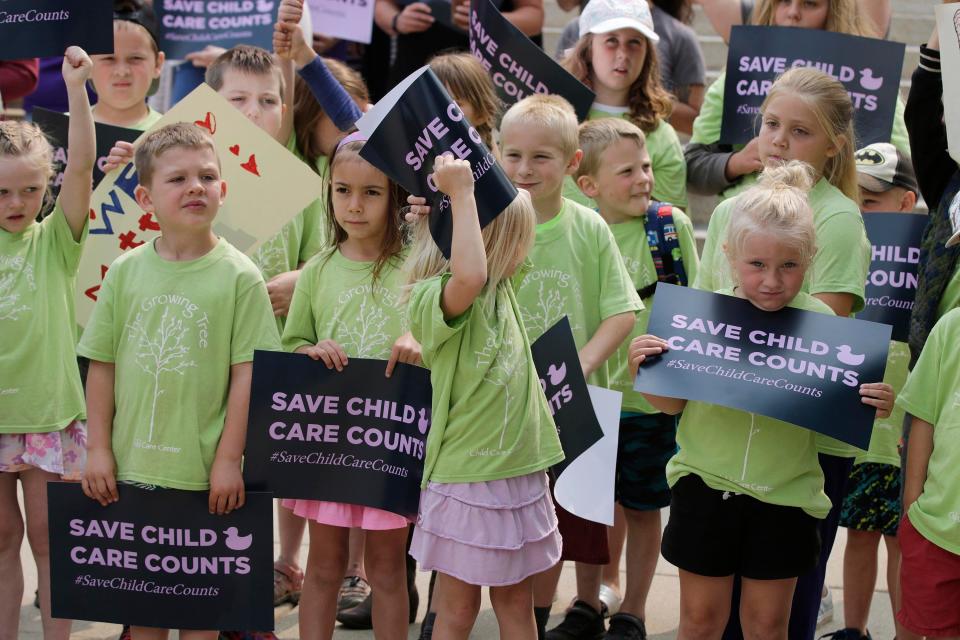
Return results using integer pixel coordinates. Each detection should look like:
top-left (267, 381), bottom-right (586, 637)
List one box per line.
top-left (692, 0), bottom-right (890, 42)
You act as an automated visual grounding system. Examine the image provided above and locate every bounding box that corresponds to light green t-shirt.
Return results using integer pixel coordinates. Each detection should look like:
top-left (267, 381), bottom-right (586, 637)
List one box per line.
top-left (409, 274), bottom-right (565, 485)
top-left (695, 177), bottom-right (870, 457)
top-left (77, 238), bottom-right (281, 490)
top-left (282, 249), bottom-right (407, 358)
top-left (563, 107), bottom-right (688, 210)
top-left (513, 198), bottom-right (644, 388)
top-left (666, 289), bottom-right (834, 519)
top-left (936, 263), bottom-right (960, 320)
top-left (855, 340), bottom-right (909, 467)
top-left (0, 200), bottom-right (87, 433)
top-left (606, 209), bottom-right (700, 413)
top-left (690, 71), bottom-right (911, 201)
top-left (896, 307), bottom-right (960, 554)
top-left (250, 133), bottom-right (328, 330)
top-left (133, 108), bottom-right (164, 131)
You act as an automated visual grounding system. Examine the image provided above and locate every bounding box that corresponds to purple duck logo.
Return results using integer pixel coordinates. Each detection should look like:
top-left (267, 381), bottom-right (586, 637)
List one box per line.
top-left (223, 527), bottom-right (252, 552)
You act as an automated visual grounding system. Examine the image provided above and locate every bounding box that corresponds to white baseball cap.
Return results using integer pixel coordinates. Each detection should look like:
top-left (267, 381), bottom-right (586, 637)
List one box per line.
top-left (579, 0), bottom-right (660, 43)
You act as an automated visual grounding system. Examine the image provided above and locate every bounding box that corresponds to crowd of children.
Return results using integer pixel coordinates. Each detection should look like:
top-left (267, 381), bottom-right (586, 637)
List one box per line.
top-left (1, 0), bottom-right (959, 639)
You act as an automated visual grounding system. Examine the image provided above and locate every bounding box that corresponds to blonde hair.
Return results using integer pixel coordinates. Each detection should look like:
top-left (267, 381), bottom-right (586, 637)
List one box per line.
top-left (293, 58), bottom-right (369, 169)
top-left (134, 122), bottom-right (219, 187)
top-left (561, 33), bottom-right (673, 133)
top-left (500, 95), bottom-right (579, 158)
top-left (575, 118), bottom-right (647, 180)
top-left (762, 67), bottom-right (859, 203)
top-left (429, 53), bottom-right (501, 150)
top-left (0, 121), bottom-right (55, 212)
top-left (751, 0), bottom-right (874, 37)
top-left (403, 190), bottom-right (537, 302)
top-left (724, 161), bottom-right (818, 268)
top-left (205, 45), bottom-right (285, 99)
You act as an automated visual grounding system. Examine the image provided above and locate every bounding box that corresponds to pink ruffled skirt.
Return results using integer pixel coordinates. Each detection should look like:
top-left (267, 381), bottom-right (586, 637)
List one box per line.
top-left (0, 420), bottom-right (87, 480)
top-left (281, 499), bottom-right (411, 530)
top-left (410, 471), bottom-right (562, 586)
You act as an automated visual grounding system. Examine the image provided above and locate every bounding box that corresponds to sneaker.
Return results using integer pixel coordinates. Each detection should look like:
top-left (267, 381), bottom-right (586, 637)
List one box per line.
top-left (598, 585), bottom-right (622, 618)
top-left (817, 629), bottom-right (872, 640)
top-left (604, 613), bottom-right (646, 640)
top-left (817, 586), bottom-right (834, 627)
top-left (337, 575), bottom-right (371, 613)
top-left (546, 600), bottom-right (606, 640)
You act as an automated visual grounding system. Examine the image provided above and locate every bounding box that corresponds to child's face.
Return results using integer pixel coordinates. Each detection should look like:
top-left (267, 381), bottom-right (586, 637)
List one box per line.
top-left (135, 147), bottom-right (226, 234)
top-left (758, 93), bottom-right (838, 175)
top-left (585, 138), bottom-right (653, 223)
top-left (773, 0), bottom-right (829, 30)
top-left (331, 156), bottom-right (391, 245)
top-left (859, 186), bottom-right (915, 213)
top-left (500, 122), bottom-right (578, 210)
top-left (0, 156), bottom-right (47, 234)
top-left (90, 23), bottom-right (163, 112)
top-left (589, 29), bottom-right (647, 96)
top-left (729, 232), bottom-right (807, 312)
top-left (217, 69), bottom-right (284, 140)
top-left (451, 95), bottom-right (481, 128)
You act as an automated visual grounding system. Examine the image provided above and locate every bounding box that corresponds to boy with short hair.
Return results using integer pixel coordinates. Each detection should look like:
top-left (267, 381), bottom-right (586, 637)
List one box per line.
top-left (499, 95), bottom-right (643, 639)
top-left (79, 122), bottom-right (279, 638)
top-left (855, 142), bottom-right (919, 214)
top-left (573, 117), bottom-right (699, 640)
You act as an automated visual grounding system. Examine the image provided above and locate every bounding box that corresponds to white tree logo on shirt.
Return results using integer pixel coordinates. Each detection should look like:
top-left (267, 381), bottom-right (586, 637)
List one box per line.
top-left (336, 297), bottom-right (391, 358)
top-left (740, 414), bottom-right (761, 482)
top-left (251, 233), bottom-right (289, 281)
top-left (127, 306), bottom-right (197, 442)
top-left (0, 257), bottom-right (34, 321)
top-left (518, 273), bottom-right (584, 339)
top-left (475, 303), bottom-right (523, 449)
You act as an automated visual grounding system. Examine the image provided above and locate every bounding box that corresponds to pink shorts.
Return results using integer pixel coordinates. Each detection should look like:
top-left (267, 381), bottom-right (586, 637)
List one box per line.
top-left (0, 420), bottom-right (86, 480)
top-left (281, 499), bottom-right (410, 530)
top-left (897, 514), bottom-right (960, 637)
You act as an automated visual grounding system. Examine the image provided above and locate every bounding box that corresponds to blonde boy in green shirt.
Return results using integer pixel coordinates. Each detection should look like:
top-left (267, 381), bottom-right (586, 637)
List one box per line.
top-left (573, 117), bottom-right (699, 639)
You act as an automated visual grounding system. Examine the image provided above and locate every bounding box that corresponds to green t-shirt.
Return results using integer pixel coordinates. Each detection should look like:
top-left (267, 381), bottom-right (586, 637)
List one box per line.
top-left (513, 198), bottom-right (643, 388)
top-left (250, 133), bottom-right (328, 330)
top-left (562, 106), bottom-right (688, 210)
top-left (77, 238), bottom-right (281, 490)
top-left (606, 208), bottom-right (700, 413)
top-left (0, 200), bottom-right (87, 433)
top-left (695, 177), bottom-right (870, 457)
top-left (855, 340), bottom-right (909, 467)
top-left (133, 108), bottom-right (164, 131)
top-left (690, 72), bottom-right (911, 201)
top-left (666, 289), bottom-right (834, 519)
top-left (282, 249), bottom-right (407, 358)
top-left (937, 262), bottom-right (960, 320)
top-left (409, 275), bottom-right (565, 485)
top-left (896, 307), bottom-right (960, 554)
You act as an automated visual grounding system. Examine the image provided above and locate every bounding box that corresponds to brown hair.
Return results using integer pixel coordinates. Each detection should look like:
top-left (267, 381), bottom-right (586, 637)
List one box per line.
top-left (751, 0), bottom-right (873, 36)
top-left (134, 122), bottom-right (219, 187)
top-left (561, 33), bottom-right (673, 133)
top-left (575, 118), bottom-right (646, 180)
top-left (205, 45), bottom-right (285, 98)
top-left (322, 139), bottom-right (406, 284)
top-left (293, 58), bottom-right (369, 169)
top-left (429, 52), bottom-right (502, 150)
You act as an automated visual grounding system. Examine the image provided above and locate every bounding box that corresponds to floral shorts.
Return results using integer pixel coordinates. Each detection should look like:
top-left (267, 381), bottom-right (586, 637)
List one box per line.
top-left (0, 420), bottom-right (87, 480)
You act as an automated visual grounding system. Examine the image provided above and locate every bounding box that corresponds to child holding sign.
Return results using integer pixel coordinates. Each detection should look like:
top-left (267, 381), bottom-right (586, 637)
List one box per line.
top-left (0, 47), bottom-right (95, 640)
top-left (560, 0), bottom-right (688, 209)
top-left (79, 123), bottom-right (279, 639)
top-left (279, 132), bottom-right (421, 639)
top-left (404, 156), bottom-right (564, 639)
top-left (629, 162), bottom-right (893, 640)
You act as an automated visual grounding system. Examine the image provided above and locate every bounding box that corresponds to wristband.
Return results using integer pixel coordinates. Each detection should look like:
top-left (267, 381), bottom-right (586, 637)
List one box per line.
top-left (392, 11), bottom-right (401, 34)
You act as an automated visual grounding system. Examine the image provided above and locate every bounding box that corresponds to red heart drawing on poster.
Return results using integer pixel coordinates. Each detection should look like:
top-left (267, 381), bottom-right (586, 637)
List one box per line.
top-left (194, 112), bottom-right (216, 134)
top-left (229, 144), bottom-right (240, 155)
top-left (241, 154), bottom-right (260, 176)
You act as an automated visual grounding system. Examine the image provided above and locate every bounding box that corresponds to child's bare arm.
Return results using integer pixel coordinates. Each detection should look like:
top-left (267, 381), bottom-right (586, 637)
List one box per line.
top-left (902, 416), bottom-right (933, 513)
top-left (812, 292), bottom-right (856, 318)
top-left (83, 360), bottom-right (119, 506)
top-left (60, 47), bottom-right (96, 241)
top-left (629, 334), bottom-right (687, 414)
top-left (579, 311), bottom-right (635, 378)
top-left (433, 155), bottom-right (486, 319)
top-left (209, 362), bottom-right (252, 515)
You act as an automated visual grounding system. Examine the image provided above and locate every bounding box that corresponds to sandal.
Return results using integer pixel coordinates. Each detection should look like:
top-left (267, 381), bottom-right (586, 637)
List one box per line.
top-left (273, 560), bottom-right (304, 606)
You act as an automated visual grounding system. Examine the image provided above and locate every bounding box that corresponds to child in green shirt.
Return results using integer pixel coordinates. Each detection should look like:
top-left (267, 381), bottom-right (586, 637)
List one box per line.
top-left (0, 47), bottom-right (95, 640)
top-left (79, 123), bottom-right (279, 639)
top-left (630, 162), bottom-right (893, 640)
top-left (572, 116), bottom-right (700, 638)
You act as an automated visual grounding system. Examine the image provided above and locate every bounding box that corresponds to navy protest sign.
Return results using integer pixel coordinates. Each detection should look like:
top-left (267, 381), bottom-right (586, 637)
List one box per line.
top-left (469, 0), bottom-right (594, 121)
top-left (356, 66), bottom-right (518, 257)
top-left (155, 0), bottom-right (275, 59)
top-left (0, 1), bottom-right (113, 59)
top-left (530, 317), bottom-right (605, 474)
top-left (634, 284), bottom-right (891, 449)
top-left (720, 26), bottom-right (904, 146)
top-left (244, 351), bottom-right (432, 518)
top-left (860, 212), bottom-right (927, 343)
top-left (48, 483), bottom-right (273, 631)
top-left (33, 108), bottom-right (140, 202)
